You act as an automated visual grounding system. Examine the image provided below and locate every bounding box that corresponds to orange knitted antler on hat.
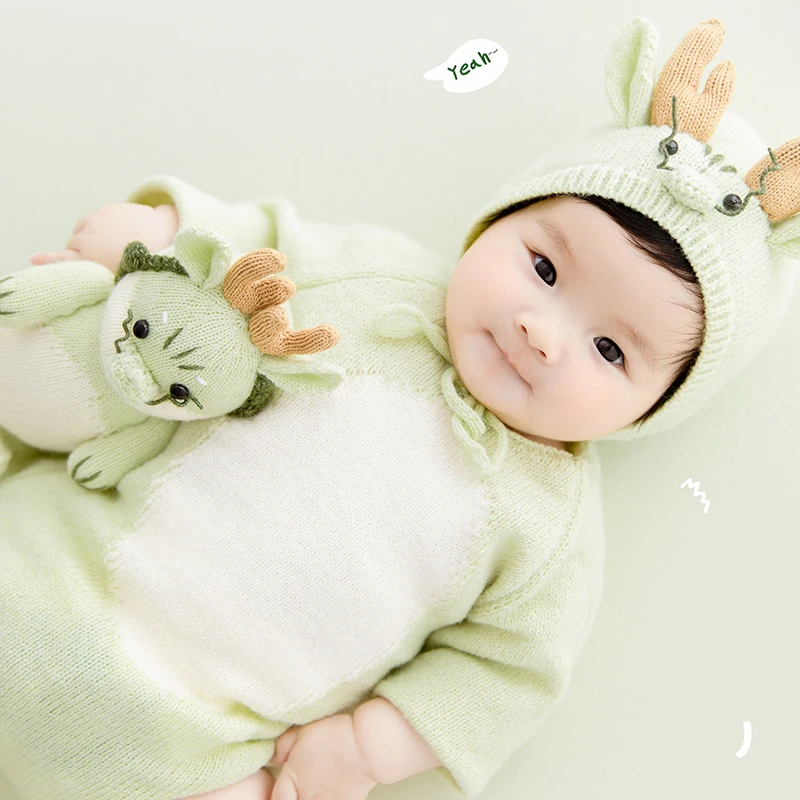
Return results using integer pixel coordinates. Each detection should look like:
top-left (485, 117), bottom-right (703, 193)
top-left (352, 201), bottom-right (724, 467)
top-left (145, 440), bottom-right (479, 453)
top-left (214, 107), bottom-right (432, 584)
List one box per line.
top-left (649, 18), bottom-right (736, 142)
top-left (744, 139), bottom-right (800, 223)
top-left (649, 18), bottom-right (800, 224)
top-left (222, 248), bottom-right (340, 356)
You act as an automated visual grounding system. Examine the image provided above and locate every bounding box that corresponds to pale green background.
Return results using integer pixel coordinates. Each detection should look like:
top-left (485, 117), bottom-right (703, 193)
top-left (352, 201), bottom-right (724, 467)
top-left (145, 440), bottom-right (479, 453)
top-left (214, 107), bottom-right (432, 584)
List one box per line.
top-left (1, 1), bottom-right (798, 798)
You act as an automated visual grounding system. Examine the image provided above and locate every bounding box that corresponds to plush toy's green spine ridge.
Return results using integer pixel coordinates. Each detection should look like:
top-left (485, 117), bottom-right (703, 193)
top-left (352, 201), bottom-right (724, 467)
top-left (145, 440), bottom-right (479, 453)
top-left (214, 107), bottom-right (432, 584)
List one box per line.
top-left (115, 241), bottom-right (190, 284)
top-left (228, 373), bottom-right (279, 418)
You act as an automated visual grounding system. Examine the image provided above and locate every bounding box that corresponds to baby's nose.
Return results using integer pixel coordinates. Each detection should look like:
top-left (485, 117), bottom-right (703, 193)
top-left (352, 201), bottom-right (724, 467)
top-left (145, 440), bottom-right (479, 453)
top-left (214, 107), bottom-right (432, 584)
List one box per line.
top-left (520, 319), bottom-right (562, 363)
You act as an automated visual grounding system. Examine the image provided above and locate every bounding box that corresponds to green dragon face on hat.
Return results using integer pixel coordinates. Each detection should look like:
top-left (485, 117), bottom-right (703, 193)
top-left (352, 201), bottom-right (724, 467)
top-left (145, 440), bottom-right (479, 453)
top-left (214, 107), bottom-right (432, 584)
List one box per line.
top-left (607, 18), bottom-right (799, 233)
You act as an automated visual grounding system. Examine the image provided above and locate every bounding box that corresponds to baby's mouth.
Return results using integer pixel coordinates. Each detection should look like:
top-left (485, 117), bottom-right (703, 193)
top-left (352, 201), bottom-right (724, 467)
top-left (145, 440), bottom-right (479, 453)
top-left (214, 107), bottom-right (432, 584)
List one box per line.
top-left (494, 333), bottom-right (517, 368)
top-left (494, 334), bottom-right (531, 388)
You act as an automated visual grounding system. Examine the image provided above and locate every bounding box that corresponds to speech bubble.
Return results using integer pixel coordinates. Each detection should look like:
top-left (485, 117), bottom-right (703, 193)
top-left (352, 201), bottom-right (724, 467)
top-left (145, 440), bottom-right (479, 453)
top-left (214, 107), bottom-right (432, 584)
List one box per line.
top-left (423, 38), bottom-right (508, 94)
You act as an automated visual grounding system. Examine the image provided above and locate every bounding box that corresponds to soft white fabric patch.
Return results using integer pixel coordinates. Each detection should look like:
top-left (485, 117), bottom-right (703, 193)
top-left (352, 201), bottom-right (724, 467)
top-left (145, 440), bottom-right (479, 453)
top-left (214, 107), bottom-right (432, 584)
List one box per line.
top-left (108, 374), bottom-right (488, 717)
top-left (0, 326), bottom-right (104, 451)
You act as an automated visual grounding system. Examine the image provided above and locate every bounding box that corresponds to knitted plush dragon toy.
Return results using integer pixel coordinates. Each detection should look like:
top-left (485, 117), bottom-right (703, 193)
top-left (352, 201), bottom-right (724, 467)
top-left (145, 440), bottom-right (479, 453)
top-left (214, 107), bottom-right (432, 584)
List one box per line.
top-left (0, 228), bottom-right (344, 490)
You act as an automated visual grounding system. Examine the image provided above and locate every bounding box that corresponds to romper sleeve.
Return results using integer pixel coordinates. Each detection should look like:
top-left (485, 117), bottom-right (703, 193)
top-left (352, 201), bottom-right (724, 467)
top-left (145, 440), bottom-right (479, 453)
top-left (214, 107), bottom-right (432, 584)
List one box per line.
top-left (124, 175), bottom-right (276, 254)
top-left (368, 515), bottom-right (605, 798)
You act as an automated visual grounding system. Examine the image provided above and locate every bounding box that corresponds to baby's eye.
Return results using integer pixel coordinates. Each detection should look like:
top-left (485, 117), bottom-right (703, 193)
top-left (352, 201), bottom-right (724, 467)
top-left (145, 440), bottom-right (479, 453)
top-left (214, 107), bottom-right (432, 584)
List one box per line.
top-left (531, 252), bottom-right (556, 286)
top-left (595, 337), bottom-right (624, 367)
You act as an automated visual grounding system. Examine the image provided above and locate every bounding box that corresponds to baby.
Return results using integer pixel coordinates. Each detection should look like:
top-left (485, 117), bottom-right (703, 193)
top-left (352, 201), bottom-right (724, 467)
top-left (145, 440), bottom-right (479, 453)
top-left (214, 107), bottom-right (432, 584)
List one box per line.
top-left (3, 16), bottom-right (799, 800)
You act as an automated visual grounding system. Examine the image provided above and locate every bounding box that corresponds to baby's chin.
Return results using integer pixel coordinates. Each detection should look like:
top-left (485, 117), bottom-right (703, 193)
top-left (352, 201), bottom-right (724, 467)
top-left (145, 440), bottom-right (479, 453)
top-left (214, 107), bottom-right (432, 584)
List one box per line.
top-left (452, 336), bottom-right (539, 425)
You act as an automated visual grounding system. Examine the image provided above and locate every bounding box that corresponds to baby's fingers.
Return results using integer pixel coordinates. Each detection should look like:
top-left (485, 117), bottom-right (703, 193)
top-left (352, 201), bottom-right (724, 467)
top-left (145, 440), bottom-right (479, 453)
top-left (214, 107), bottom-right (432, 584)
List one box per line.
top-left (29, 248), bottom-right (82, 265)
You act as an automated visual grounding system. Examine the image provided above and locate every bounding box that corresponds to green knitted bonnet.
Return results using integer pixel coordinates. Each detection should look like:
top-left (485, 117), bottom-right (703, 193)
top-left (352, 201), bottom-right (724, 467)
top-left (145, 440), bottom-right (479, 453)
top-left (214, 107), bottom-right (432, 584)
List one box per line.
top-left (459, 18), bottom-right (800, 442)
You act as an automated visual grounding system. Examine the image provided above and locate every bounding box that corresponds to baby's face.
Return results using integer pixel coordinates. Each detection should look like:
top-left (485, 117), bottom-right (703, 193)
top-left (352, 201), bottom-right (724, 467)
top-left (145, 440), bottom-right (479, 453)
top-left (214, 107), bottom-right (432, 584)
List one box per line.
top-left (445, 196), bottom-right (701, 448)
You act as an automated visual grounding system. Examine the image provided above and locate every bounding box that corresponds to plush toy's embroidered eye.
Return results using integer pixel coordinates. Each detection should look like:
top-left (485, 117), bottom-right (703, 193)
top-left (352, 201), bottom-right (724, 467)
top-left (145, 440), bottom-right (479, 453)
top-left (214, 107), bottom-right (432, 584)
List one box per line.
top-left (133, 319), bottom-right (149, 338)
top-left (665, 139), bottom-right (678, 156)
top-left (170, 383), bottom-right (190, 401)
top-left (722, 193), bottom-right (743, 212)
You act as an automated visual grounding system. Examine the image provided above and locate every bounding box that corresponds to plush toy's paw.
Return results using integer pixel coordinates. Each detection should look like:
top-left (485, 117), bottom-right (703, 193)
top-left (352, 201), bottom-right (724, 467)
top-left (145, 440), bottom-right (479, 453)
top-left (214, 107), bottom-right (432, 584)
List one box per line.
top-left (0, 274), bottom-right (18, 326)
top-left (0, 262), bottom-right (114, 328)
top-left (66, 419), bottom-right (178, 491)
top-left (67, 450), bottom-right (112, 491)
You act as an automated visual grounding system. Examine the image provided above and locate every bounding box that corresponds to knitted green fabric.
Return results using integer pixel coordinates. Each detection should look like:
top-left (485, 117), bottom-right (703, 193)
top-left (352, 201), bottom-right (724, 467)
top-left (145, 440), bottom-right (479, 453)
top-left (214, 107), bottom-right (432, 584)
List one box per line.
top-left (460, 17), bottom-right (800, 442)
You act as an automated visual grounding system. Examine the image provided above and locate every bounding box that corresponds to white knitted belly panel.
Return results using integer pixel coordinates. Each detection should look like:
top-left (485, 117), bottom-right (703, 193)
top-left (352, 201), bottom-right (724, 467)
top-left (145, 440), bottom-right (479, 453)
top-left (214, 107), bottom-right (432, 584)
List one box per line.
top-left (106, 373), bottom-right (488, 717)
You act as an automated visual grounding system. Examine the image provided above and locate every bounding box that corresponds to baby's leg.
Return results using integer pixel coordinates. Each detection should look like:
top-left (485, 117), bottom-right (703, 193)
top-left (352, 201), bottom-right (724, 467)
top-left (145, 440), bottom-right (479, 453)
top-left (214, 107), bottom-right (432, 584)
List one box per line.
top-left (183, 768), bottom-right (275, 800)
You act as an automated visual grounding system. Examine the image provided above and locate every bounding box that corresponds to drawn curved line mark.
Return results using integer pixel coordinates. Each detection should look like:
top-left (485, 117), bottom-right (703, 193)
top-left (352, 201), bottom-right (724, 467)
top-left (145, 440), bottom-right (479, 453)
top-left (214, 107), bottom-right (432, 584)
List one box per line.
top-left (736, 720), bottom-right (752, 758)
top-left (680, 478), bottom-right (710, 514)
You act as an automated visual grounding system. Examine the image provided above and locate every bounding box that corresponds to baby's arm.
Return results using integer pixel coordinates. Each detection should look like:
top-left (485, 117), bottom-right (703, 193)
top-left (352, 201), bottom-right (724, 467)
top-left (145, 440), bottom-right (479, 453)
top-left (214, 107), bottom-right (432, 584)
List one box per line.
top-left (32, 174), bottom-right (281, 274)
top-left (30, 203), bottom-right (178, 271)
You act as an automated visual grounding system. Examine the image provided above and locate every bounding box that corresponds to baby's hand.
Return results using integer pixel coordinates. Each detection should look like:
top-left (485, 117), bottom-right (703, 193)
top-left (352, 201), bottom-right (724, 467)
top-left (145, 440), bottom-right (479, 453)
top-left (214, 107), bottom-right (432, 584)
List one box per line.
top-left (270, 714), bottom-right (378, 800)
top-left (29, 202), bottom-right (178, 274)
top-left (184, 768), bottom-right (275, 799)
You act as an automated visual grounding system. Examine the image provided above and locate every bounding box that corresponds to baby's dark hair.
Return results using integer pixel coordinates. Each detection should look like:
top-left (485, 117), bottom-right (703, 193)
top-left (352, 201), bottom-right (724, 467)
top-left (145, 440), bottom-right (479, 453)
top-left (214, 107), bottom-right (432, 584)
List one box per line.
top-left (480, 194), bottom-right (706, 429)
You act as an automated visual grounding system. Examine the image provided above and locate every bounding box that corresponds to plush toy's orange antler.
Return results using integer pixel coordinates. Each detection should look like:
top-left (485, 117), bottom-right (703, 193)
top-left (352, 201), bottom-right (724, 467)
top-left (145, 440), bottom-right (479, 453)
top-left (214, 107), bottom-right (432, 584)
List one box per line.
top-left (222, 248), bottom-right (340, 356)
top-left (744, 138), bottom-right (800, 223)
top-left (650, 18), bottom-right (736, 142)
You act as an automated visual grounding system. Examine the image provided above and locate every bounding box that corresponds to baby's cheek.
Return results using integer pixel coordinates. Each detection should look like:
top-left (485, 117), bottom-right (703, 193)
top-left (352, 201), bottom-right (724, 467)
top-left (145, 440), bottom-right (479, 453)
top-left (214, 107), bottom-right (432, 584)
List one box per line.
top-left (561, 373), bottom-right (598, 412)
top-left (557, 372), bottom-right (611, 426)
